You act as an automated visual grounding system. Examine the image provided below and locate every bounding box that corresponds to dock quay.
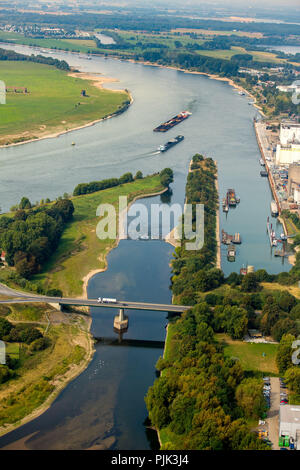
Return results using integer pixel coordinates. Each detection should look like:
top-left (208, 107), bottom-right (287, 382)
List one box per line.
top-left (267, 217), bottom-right (278, 247)
top-left (254, 120), bottom-right (281, 216)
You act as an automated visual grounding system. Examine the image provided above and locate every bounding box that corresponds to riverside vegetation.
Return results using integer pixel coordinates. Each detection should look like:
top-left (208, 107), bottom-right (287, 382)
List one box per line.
top-left (145, 155), bottom-right (300, 450)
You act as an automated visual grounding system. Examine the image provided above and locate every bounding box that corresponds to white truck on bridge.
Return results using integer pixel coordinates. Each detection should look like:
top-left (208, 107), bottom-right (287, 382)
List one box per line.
top-left (97, 297), bottom-right (117, 303)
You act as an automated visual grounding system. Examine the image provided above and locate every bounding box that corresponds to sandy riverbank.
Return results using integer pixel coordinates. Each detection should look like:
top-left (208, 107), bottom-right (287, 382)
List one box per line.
top-left (0, 71), bottom-right (132, 149)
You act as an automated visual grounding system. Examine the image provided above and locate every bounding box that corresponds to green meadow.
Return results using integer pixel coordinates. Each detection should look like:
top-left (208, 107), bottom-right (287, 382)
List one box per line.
top-left (217, 333), bottom-right (278, 375)
top-left (0, 61), bottom-right (129, 145)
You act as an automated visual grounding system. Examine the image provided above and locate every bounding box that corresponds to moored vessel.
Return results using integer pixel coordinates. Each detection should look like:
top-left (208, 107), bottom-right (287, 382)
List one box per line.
top-left (270, 200), bottom-right (278, 217)
top-left (227, 245), bottom-right (236, 262)
top-left (227, 188), bottom-right (239, 207)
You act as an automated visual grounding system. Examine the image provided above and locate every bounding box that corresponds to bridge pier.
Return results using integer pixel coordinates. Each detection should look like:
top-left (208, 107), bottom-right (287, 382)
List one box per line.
top-left (50, 303), bottom-right (63, 312)
top-left (114, 308), bottom-right (128, 332)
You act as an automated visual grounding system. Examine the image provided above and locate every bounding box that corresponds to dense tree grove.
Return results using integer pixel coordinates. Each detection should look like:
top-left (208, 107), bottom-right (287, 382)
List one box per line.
top-left (145, 154), bottom-right (300, 448)
top-left (0, 198), bottom-right (74, 278)
top-left (171, 155), bottom-right (221, 304)
top-left (276, 334), bottom-right (300, 403)
top-left (0, 316), bottom-right (49, 385)
top-left (137, 49), bottom-right (239, 77)
top-left (145, 306), bottom-right (268, 450)
top-left (0, 47), bottom-right (70, 71)
top-left (159, 168), bottom-right (174, 188)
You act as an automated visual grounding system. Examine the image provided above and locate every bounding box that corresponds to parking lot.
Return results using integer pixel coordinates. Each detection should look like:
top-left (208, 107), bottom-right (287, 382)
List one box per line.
top-left (266, 377), bottom-right (280, 450)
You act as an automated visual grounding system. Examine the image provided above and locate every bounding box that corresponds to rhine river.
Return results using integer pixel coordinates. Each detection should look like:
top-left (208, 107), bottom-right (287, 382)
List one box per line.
top-left (0, 43), bottom-right (291, 449)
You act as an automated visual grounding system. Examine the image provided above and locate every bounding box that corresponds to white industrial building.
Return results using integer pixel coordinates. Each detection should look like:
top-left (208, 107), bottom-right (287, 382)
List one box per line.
top-left (288, 163), bottom-right (300, 203)
top-left (279, 121), bottom-right (300, 146)
top-left (276, 121), bottom-right (300, 165)
top-left (277, 84), bottom-right (300, 96)
top-left (279, 405), bottom-right (300, 449)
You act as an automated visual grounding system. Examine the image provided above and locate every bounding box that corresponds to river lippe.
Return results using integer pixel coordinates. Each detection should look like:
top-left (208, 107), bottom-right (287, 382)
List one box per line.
top-left (0, 44), bottom-right (291, 449)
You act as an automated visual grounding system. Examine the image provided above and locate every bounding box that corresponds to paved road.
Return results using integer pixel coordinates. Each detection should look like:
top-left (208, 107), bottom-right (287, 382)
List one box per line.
top-left (267, 377), bottom-right (280, 450)
top-left (0, 282), bottom-right (191, 312)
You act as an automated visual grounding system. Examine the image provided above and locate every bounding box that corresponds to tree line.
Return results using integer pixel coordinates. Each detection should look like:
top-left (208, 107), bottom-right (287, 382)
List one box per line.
top-left (0, 47), bottom-right (70, 71)
top-left (73, 168), bottom-right (173, 196)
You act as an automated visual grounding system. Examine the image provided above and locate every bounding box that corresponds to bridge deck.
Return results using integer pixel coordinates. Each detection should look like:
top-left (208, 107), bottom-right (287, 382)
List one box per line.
top-left (0, 296), bottom-right (191, 313)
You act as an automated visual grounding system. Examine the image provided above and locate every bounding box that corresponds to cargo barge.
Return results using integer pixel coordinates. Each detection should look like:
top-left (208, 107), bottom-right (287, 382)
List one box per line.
top-left (223, 189), bottom-right (240, 209)
top-left (158, 135), bottom-right (184, 152)
top-left (153, 111), bottom-right (192, 132)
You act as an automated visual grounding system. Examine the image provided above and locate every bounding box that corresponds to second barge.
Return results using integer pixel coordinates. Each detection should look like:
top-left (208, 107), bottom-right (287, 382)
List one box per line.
top-left (158, 135), bottom-right (184, 152)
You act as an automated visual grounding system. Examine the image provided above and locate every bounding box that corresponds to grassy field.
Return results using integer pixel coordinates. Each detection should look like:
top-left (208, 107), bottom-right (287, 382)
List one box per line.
top-left (30, 175), bottom-right (164, 297)
top-left (0, 61), bottom-right (129, 145)
top-left (170, 28), bottom-right (264, 38)
top-left (261, 282), bottom-right (300, 300)
top-left (0, 31), bottom-right (99, 53)
top-left (281, 216), bottom-right (300, 237)
top-left (196, 46), bottom-right (289, 64)
top-left (5, 342), bottom-right (20, 360)
top-left (217, 333), bottom-right (278, 375)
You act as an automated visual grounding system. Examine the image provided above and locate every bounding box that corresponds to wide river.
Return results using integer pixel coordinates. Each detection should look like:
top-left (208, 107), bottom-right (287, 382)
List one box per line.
top-left (0, 44), bottom-right (291, 449)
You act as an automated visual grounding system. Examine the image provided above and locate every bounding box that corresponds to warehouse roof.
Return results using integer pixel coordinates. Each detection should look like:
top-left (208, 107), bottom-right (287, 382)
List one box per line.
top-left (280, 405), bottom-right (300, 424)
